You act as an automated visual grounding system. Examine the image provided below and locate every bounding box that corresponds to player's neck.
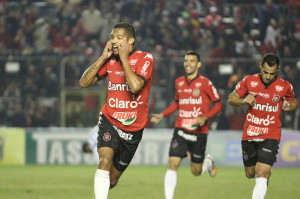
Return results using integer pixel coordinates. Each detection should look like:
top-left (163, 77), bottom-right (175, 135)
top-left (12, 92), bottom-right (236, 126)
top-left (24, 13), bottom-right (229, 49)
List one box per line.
top-left (187, 72), bottom-right (199, 80)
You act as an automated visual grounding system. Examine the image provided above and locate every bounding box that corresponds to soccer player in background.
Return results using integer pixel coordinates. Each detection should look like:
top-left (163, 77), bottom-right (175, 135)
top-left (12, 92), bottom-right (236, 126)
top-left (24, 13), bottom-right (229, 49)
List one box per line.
top-left (79, 22), bottom-right (154, 199)
top-left (151, 51), bottom-right (222, 199)
top-left (82, 125), bottom-right (99, 163)
top-left (228, 53), bottom-right (298, 199)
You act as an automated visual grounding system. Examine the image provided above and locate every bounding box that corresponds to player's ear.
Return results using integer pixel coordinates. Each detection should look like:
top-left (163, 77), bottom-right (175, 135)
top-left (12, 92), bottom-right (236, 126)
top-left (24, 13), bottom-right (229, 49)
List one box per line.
top-left (128, 37), bottom-right (135, 45)
top-left (259, 62), bottom-right (262, 69)
top-left (197, 62), bottom-right (201, 69)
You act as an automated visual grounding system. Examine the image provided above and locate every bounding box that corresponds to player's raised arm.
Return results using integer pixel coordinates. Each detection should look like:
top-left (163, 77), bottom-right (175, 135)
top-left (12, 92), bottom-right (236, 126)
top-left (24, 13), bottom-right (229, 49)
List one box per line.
top-left (79, 41), bottom-right (112, 88)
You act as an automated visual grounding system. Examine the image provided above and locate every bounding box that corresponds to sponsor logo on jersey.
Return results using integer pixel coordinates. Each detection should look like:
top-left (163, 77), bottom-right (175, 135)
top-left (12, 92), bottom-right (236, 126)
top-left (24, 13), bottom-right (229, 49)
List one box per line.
top-left (112, 111), bottom-right (137, 125)
top-left (195, 82), bottom-right (202, 87)
top-left (272, 94), bottom-right (280, 103)
top-left (115, 71), bottom-right (125, 76)
top-left (247, 125), bottom-right (269, 136)
top-left (178, 81), bottom-right (184, 87)
top-left (252, 103), bottom-right (278, 112)
top-left (246, 113), bottom-right (275, 126)
top-left (103, 132), bottom-right (111, 141)
top-left (193, 89), bottom-right (200, 96)
top-left (144, 53), bottom-right (153, 59)
top-left (110, 60), bottom-right (116, 65)
top-left (112, 125), bottom-right (133, 140)
top-left (250, 81), bottom-right (258, 87)
top-left (179, 97), bottom-right (202, 105)
top-left (109, 95), bottom-right (143, 109)
top-left (179, 107), bottom-right (202, 118)
top-left (275, 85), bottom-right (283, 92)
top-left (108, 81), bottom-right (130, 91)
top-left (129, 59), bottom-right (138, 65)
top-left (178, 130), bottom-right (197, 141)
top-left (178, 90), bottom-right (182, 93)
top-left (141, 61), bottom-right (150, 75)
top-left (184, 89), bottom-right (192, 93)
top-left (182, 118), bottom-right (198, 130)
top-left (212, 85), bottom-right (219, 99)
top-left (258, 92), bottom-right (270, 98)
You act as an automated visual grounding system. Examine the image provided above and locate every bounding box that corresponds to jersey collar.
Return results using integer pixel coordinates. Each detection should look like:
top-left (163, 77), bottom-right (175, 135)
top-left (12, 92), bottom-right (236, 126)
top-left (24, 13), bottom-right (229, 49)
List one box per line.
top-left (129, 47), bottom-right (137, 56)
top-left (185, 73), bottom-right (200, 86)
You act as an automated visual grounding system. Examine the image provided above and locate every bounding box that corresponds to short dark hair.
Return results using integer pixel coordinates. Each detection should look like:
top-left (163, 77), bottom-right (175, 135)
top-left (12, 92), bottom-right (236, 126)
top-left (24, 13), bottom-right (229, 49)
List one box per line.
top-left (185, 51), bottom-right (201, 62)
top-left (114, 22), bottom-right (136, 39)
top-left (261, 53), bottom-right (280, 68)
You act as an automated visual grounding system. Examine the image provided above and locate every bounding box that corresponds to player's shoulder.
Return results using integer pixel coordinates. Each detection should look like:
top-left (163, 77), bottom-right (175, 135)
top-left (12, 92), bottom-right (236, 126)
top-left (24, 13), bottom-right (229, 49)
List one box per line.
top-left (276, 76), bottom-right (294, 88)
top-left (198, 75), bottom-right (215, 86)
top-left (175, 76), bottom-right (186, 85)
top-left (241, 73), bottom-right (260, 82)
top-left (135, 50), bottom-right (154, 60)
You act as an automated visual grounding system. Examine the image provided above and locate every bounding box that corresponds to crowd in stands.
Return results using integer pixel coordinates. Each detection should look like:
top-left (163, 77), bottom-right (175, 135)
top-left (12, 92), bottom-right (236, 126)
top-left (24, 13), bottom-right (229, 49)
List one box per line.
top-left (0, 0), bottom-right (299, 129)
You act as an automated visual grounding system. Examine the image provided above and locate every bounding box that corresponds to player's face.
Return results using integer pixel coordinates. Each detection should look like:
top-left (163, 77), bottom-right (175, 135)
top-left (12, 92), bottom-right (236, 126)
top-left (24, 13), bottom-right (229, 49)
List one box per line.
top-left (110, 28), bottom-right (129, 55)
top-left (260, 62), bottom-right (278, 84)
top-left (184, 55), bottom-right (200, 76)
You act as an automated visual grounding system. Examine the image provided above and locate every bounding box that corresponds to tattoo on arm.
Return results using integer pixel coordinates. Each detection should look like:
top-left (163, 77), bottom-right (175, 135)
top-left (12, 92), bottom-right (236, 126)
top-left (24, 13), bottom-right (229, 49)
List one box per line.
top-left (83, 63), bottom-right (97, 81)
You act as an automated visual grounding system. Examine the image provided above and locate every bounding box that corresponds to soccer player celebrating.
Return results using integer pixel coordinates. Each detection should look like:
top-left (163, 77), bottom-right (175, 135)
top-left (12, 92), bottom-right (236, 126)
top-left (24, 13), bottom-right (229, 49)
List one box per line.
top-left (228, 53), bottom-right (298, 199)
top-left (151, 51), bottom-right (222, 199)
top-left (79, 22), bottom-right (154, 199)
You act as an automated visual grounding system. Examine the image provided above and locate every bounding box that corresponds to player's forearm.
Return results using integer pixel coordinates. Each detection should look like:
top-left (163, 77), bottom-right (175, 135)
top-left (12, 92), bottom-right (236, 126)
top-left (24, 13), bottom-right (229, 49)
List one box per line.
top-left (121, 58), bottom-right (144, 94)
top-left (79, 56), bottom-right (106, 88)
top-left (162, 101), bottom-right (179, 117)
top-left (205, 102), bottom-right (222, 118)
top-left (228, 92), bottom-right (246, 106)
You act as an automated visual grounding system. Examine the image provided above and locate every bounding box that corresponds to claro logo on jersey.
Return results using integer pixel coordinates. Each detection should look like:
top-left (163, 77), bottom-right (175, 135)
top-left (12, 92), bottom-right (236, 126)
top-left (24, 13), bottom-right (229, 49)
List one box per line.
top-left (179, 107), bottom-right (202, 118)
top-left (112, 112), bottom-right (137, 125)
top-left (108, 81), bottom-right (130, 91)
top-left (141, 61), bottom-right (150, 75)
top-left (246, 113), bottom-right (275, 126)
top-left (109, 95), bottom-right (143, 109)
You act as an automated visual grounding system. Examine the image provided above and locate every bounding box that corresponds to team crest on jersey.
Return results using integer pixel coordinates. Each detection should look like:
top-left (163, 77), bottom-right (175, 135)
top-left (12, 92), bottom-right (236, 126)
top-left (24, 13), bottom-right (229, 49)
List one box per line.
top-left (110, 60), bottom-right (116, 65)
top-left (272, 94), bottom-right (280, 103)
top-left (250, 81), bottom-right (258, 87)
top-left (195, 82), bottom-right (202, 87)
top-left (103, 132), bottom-right (111, 141)
top-left (193, 89), bottom-right (200, 96)
top-left (275, 85), bottom-right (283, 92)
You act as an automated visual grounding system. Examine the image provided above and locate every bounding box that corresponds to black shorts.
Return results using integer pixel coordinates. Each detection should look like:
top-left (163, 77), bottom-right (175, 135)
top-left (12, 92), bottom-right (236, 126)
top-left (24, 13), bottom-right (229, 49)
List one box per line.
top-left (97, 114), bottom-right (143, 172)
top-left (169, 128), bottom-right (207, 164)
top-left (242, 139), bottom-right (279, 167)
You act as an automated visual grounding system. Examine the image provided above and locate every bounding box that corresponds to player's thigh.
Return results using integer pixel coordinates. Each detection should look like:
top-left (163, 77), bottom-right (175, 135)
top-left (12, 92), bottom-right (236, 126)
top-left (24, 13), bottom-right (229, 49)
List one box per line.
top-left (168, 157), bottom-right (182, 170)
top-left (169, 128), bottom-right (188, 158)
top-left (189, 133), bottom-right (207, 164)
top-left (110, 165), bottom-right (123, 181)
top-left (241, 140), bottom-right (258, 167)
top-left (257, 139), bottom-right (279, 167)
top-left (190, 162), bottom-right (203, 175)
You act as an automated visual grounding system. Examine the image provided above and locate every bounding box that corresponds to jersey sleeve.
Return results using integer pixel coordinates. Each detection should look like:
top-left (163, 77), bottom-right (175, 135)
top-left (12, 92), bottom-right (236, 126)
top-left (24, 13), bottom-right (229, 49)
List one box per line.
top-left (96, 61), bottom-right (108, 80)
top-left (135, 53), bottom-right (154, 82)
top-left (205, 80), bottom-right (221, 102)
top-left (235, 76), bottom-right (249, 98)
top-left (285, 82), bottom-right (295, 101)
